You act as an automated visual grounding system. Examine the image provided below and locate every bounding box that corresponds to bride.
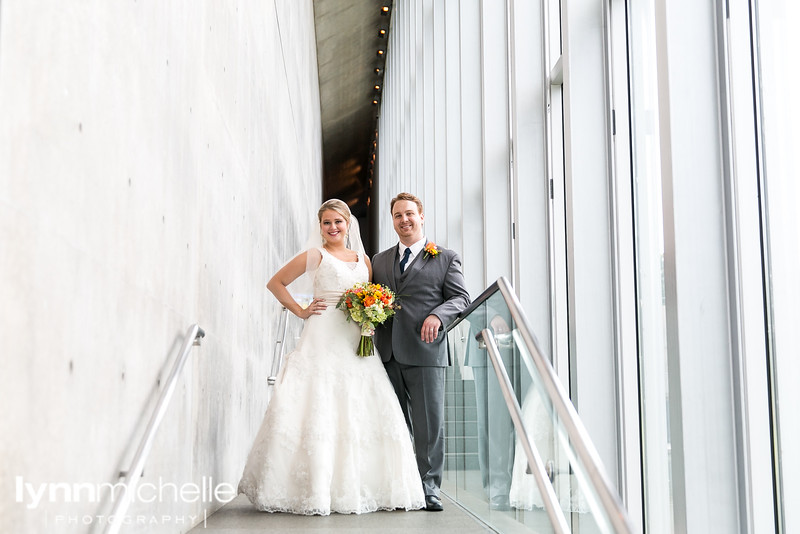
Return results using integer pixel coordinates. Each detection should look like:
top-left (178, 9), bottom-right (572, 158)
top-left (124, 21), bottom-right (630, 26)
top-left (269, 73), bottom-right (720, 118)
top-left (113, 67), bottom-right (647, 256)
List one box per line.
top-left (238, 199), bottom-right (425, 515)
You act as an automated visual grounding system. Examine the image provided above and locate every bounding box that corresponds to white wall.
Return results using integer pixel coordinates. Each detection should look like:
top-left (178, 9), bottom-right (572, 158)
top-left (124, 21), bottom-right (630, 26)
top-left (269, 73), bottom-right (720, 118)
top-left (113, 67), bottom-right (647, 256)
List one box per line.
top-left (0, 1), bottom-right (322, 532)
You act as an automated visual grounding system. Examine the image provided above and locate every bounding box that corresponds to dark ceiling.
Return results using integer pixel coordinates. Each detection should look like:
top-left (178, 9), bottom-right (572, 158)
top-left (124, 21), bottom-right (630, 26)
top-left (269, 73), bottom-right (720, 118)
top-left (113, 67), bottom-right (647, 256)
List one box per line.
top-left (313, 0), bottom-right (392, 237)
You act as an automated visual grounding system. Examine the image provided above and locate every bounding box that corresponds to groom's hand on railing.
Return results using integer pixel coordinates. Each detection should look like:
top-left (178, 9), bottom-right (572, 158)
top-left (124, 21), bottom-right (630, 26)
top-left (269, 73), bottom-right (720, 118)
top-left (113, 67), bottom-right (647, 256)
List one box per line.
top-left (421, 315), bottom-right (442, 343)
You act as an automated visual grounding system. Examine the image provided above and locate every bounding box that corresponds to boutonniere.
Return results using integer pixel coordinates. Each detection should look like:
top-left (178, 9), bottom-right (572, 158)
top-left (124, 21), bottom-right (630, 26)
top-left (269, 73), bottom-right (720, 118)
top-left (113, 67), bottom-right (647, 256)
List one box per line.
top-left (423, 242), bottom-right (440, 259)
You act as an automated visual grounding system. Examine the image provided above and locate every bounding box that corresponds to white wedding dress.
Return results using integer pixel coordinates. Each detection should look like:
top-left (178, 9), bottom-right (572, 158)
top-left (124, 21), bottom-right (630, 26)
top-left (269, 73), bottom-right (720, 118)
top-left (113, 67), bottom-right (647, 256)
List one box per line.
top-left (508, 389), bottom-right (588, 513)
top-left (238, 247), bottom-right (425, 515)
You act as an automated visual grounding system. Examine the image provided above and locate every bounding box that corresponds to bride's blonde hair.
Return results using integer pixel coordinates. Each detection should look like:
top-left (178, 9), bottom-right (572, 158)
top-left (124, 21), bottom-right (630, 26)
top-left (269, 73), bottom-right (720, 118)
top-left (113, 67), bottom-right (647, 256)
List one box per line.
top-left (317, 199), bottom-right (351, 226)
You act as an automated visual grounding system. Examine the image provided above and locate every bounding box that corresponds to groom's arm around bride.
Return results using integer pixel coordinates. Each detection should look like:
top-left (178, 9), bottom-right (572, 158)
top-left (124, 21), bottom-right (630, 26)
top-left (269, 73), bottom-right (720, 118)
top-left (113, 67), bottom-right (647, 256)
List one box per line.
top-left (372, 192), bottom-right (471, 511)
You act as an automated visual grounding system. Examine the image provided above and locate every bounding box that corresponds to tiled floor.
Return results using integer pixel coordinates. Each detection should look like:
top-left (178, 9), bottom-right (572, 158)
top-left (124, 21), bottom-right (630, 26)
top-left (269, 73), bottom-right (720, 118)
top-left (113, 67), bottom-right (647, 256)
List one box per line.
top-left (188, 494), bottom-right (495, 533)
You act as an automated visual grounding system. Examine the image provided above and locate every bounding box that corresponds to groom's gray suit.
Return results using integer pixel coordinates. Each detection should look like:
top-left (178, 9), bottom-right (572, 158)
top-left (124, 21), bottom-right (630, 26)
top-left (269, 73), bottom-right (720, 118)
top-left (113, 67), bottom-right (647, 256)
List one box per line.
top-left (372, 241), bottom-right (470, 497)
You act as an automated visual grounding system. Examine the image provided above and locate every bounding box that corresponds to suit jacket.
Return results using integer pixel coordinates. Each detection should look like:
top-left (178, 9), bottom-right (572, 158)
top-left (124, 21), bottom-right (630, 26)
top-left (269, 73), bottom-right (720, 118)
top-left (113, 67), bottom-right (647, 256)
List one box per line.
top-left (372, 242), bottom-right (471, 367)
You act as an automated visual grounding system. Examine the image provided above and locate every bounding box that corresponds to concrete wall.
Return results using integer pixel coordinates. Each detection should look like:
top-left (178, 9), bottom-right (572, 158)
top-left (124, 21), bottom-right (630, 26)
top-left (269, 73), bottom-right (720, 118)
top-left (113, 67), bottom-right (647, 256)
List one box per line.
top-left (0, 1), bottom-right (322, 532)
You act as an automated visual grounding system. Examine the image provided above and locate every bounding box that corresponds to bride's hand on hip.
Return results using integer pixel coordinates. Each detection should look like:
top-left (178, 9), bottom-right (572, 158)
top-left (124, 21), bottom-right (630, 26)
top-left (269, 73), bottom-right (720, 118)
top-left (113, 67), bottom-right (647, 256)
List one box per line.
top-left (299, 298), bottom-right (327, 319)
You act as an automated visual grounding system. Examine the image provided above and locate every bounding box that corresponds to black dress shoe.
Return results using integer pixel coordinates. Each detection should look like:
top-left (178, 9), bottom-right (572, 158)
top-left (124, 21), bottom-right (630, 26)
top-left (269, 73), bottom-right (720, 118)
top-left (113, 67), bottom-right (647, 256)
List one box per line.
top-left (425, 495), bottom-right (444, 511)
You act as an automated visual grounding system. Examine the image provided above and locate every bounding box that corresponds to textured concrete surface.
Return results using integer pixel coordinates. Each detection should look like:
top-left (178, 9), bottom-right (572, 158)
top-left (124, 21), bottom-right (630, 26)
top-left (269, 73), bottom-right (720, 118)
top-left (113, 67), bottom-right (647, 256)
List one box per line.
top-left (188, 494), bottom-right (494, 533)
top-left (0, 2), bottom-right (322, 533)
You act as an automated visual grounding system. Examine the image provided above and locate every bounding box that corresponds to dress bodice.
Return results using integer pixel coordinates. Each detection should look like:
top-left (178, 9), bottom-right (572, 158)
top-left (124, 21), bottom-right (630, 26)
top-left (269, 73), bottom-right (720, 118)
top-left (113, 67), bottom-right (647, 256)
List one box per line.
top-left (313, 248), bottom-right (369, 305)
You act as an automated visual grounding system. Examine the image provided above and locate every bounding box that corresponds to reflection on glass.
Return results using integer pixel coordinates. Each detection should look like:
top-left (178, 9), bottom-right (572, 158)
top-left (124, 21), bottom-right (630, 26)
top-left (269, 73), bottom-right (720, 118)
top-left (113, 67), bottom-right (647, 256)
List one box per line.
top-left (509, 327), bottom-right (609, 534)
top-left (627, 0), bottom-right (674, 531)
top-left (444, 289), bottom-right (630, 533)
top-left (472, 295), bottom-right (517, 513)
top-left (444, 297), bottom-right (523, 525)
top-left (754, 2), bottom-right (800, 531)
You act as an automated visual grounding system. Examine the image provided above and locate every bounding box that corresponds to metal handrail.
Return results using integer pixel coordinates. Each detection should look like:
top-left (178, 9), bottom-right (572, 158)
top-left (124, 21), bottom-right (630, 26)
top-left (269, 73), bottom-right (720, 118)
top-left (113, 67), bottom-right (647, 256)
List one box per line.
top-left (267, 307), bottom-right (290, 386)
top-left (104, 324), bottom-right (205, 534)
top-left (446, 281), bottom-right (500, 333)
top-left (450, 277), bottom-right (636, 533)
top-left (482, 328), bottom-right (570, 534)
top-left (495, 277), bottom-right (634, 532)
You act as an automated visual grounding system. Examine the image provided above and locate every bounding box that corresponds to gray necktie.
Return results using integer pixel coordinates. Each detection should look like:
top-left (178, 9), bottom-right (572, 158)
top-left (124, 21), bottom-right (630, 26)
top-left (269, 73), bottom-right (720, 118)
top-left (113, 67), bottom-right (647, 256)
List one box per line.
top-left (399, 247), bottom-right (411, 273)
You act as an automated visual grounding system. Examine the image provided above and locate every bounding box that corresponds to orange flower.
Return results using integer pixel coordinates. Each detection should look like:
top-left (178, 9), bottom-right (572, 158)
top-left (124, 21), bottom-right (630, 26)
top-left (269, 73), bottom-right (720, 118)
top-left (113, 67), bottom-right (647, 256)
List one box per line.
top-left (423, 242), bottom-right (440, 259)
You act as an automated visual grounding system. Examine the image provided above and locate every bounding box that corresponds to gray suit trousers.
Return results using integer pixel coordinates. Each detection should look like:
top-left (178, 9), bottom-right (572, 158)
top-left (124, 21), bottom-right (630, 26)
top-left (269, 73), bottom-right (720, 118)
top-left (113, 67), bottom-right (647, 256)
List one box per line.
top-left (383, 357), bottom-right (445, 498)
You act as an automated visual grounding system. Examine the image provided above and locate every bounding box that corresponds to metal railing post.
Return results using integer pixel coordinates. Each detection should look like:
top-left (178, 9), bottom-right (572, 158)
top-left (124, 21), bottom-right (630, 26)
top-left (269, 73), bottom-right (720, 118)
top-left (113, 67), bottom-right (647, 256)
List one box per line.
top-left (267, 307), bottom-right (290, 386)
top-left (104, 324), bottom-right (205, 534)
top-left (481, 328), bottom-right (571, 534)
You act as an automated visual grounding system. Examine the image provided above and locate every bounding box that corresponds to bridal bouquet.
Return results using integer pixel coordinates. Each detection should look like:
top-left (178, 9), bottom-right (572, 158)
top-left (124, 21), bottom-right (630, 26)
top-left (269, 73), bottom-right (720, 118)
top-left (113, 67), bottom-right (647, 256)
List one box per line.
top-left (337, 282), bottom-right (397, 357)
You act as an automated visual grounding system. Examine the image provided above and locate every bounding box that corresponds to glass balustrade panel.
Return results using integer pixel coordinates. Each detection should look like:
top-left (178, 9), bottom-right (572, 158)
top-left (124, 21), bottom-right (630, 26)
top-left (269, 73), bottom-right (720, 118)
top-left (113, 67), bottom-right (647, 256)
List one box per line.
top-left (445, 291), bottom-right (626, 533)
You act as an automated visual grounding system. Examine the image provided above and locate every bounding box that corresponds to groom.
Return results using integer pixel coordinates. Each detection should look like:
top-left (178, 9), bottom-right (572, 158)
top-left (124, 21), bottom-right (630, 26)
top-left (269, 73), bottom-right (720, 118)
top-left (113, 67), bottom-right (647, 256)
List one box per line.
top-left (372, 192), bottom-right (471, 512)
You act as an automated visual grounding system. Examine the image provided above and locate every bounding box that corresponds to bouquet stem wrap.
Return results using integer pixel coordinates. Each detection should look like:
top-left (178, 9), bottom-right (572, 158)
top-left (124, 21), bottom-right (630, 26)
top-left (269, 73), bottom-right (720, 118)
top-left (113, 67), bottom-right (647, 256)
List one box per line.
top-left (358, 323), bottom-right (376, 357)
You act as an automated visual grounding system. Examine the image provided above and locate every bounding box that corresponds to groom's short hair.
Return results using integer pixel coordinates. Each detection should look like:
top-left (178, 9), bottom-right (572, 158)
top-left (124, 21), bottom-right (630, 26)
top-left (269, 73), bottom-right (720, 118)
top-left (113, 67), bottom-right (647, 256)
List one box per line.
top-left (390, 192), bottom-right (424, 214)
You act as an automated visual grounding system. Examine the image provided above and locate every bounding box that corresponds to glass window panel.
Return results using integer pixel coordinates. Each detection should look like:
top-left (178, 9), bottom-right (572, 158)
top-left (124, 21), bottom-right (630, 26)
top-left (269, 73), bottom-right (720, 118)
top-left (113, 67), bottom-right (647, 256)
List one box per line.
top-left (627, 0), bottom-right (674, 531)
top-left (754, 1), bottom-right (800, 531)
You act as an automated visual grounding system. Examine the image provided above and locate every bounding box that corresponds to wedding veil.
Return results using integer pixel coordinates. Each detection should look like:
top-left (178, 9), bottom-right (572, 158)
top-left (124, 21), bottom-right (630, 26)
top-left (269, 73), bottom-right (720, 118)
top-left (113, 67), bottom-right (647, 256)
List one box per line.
top-left (285, 202), bottom-right (366, 304)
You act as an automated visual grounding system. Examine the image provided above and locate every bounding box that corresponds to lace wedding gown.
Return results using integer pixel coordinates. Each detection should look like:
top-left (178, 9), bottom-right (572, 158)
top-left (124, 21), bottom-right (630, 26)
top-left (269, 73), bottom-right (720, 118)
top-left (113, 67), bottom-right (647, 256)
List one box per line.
top-left (238, 248), bottom-right (425, 515)
top-left (508, 389), bottom-right (588, 513)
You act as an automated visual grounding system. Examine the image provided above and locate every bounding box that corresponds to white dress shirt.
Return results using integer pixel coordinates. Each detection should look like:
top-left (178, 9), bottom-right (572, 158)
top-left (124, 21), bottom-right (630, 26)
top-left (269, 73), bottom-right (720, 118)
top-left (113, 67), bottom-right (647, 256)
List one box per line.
top-left (398, 237), bottom-right (426, 268)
